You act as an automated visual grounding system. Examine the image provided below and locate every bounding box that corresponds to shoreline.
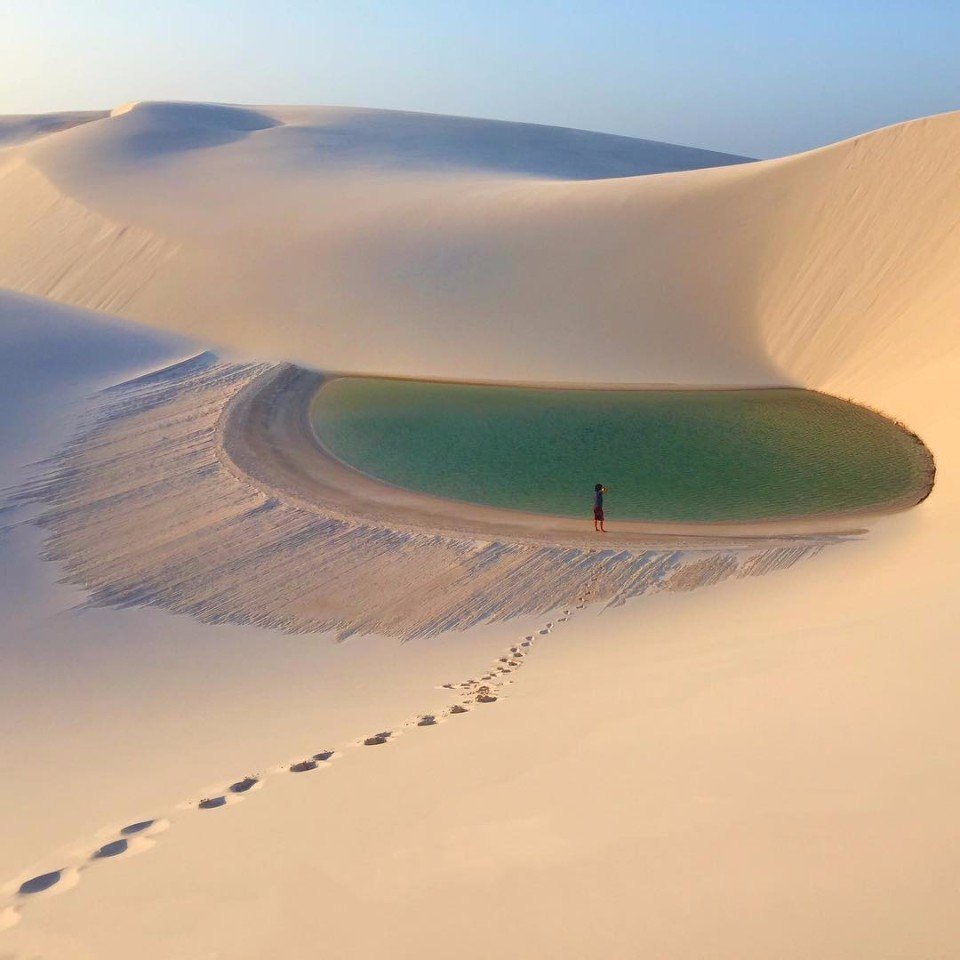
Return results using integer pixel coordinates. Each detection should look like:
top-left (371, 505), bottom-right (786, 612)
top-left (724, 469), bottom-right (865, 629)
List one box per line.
top-left (227, 365), bottom-right (931, 546)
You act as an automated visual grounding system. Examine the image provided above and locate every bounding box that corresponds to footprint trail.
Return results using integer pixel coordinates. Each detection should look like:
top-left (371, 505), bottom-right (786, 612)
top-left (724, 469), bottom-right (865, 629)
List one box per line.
top-left (1, 603), bottom-right (580, 933)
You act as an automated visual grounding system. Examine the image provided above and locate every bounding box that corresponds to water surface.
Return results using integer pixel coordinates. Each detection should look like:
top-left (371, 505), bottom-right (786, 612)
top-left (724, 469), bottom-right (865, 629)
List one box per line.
top-left (312, 379), bottom-right (933, 522)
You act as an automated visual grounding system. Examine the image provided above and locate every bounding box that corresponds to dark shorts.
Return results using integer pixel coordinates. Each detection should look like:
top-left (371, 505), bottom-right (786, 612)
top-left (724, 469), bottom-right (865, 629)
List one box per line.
top-left (593, 506), bottom-right (604, 521)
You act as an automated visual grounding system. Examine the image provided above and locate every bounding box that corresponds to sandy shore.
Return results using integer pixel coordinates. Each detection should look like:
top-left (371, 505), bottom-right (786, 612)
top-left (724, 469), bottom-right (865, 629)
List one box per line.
top-left (232, 363), bottom-right (884, 544)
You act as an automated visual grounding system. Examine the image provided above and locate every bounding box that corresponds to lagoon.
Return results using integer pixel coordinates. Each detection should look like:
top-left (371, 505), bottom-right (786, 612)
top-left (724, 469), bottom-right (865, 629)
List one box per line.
top-left (312, 379), bottom-right (933, 523)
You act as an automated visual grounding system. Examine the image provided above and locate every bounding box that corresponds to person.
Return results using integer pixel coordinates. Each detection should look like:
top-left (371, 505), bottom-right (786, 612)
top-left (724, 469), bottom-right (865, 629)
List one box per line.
top-left (593, 483), bottom-right (607, 532)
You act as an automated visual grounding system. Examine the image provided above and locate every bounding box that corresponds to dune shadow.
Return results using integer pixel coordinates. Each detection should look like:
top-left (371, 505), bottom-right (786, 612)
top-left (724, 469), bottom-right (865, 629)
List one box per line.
top-left (269, 109), bottom-right (750, 180)
top-left (108, 102), bottom-right (280, 160)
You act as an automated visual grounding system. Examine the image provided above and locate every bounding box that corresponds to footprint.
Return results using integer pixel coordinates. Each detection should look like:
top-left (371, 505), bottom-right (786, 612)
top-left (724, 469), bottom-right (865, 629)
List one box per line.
top-left (289, 760), bottom-right (318, 773)
top-left (18, 870), bottom-right (63, 895)
top-left (13, 867), bottom-right (79, 900)
top-left (363, 732), bottom-right (391, 746)
top-left (449, 705), bottom-right (469, 715)
top-left (198, 796), bottom-right (227, 809)
top-left (93, 839), bottom-right (128, 860)
top-left (524, 635), bottom-right (534, 641)
top-left (539, 629), bottom-right (550, 635)
top-left (229, 776), bottom-right (259, 793)
top-left (120, 819), bottom-right (155, 836)
top-left (417, 715), bottom-right (437, 727)
top-left (476, 694), bottom-right (498, 704)
top-left (521, 640), bottom-right (532, 647)
top-left (312, 751), bottom-right (334, 762)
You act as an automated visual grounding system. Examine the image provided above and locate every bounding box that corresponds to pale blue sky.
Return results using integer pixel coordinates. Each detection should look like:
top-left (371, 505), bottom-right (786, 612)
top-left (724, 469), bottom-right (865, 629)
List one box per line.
top-left (3, 1), bottom-right (958, 157)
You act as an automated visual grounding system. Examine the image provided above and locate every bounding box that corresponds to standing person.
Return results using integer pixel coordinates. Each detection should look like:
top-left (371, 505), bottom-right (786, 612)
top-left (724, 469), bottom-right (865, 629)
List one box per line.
top-left (593, 483), bottom-right (607, 532)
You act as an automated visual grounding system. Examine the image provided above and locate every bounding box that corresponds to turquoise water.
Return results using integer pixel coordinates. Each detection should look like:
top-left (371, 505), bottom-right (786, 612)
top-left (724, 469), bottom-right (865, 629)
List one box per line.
top-left (311, 379), bottom-right (933, 522)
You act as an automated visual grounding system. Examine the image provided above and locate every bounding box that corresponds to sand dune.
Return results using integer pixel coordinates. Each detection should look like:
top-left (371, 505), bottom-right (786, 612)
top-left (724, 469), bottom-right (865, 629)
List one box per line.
top-left (1, 101), bottom-right (958, 400)
top-left (1, 102), bottom-right (960, 957)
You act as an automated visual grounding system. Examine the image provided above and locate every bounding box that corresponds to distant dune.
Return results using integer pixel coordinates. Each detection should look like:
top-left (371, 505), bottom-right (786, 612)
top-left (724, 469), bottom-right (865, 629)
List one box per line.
top-left (0, 110), bottom-right (107, 149)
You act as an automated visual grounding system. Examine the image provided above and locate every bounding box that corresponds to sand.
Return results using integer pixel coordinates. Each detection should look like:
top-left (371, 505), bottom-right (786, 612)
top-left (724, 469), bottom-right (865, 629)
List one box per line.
top-left (1, 102), bottom-right (959, 957)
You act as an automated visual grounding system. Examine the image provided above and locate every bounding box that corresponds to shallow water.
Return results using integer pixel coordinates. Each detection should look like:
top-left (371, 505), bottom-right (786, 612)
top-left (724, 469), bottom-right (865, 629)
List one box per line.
top-left (312, 379), bottom-right (933, 522)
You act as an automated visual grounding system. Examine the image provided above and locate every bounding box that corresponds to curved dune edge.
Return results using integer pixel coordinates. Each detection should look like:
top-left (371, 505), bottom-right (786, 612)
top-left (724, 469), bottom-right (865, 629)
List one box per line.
top-left (13, 354), bottom-right (835, 641)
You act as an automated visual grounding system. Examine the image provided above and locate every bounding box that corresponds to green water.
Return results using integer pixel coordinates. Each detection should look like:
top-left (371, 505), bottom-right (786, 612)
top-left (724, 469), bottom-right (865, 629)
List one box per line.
top-left (311, 379), bottom-right (933, 522)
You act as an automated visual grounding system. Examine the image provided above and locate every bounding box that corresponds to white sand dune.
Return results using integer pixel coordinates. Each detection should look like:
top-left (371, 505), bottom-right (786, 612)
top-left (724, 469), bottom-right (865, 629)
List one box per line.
top-left (2, 100), bottom-right (958, 396)
top-left (1, 102), bottom-right (959, 957)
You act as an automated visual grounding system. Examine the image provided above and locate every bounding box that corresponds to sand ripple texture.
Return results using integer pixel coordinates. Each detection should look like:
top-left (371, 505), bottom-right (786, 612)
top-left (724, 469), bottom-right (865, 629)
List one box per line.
top-left (9, 354), bottom-right (833, 640)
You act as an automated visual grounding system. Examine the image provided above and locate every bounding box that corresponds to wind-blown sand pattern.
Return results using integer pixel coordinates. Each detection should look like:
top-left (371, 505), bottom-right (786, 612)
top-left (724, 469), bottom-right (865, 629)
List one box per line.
top-left (13, 353), bottom-right (830, 640)
top-left (0, 161), bottom-right (180, 316)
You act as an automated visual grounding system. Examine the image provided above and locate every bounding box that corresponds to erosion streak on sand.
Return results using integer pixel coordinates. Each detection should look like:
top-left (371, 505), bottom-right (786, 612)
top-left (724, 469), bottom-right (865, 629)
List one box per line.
top-left (0, 161), bottom-right (180, 316)
top-left (12, 355), bottom-right (829, 640)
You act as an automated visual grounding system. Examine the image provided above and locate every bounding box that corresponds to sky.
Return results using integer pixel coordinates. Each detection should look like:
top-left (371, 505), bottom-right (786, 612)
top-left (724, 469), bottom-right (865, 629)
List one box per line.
top-left (2, 0), bottom-right (958, 158)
